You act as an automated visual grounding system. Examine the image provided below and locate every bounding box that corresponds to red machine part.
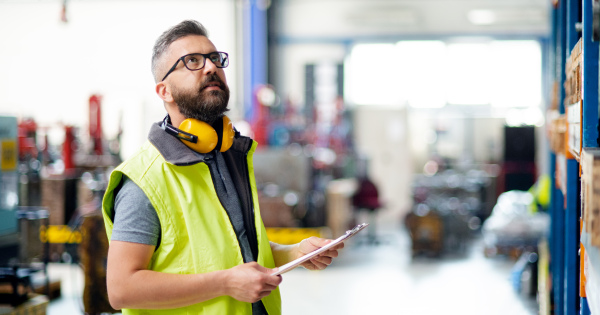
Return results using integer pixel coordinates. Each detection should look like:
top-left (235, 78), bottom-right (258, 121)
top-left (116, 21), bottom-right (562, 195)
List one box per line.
top-left (18, 118), bottom-right (38, 159)
top-left (252, 85), bottom-right (276, 147)
top-left (63, 125), bottom-right (76, 173)
top-left (89, 94), bottom-right (103, 155)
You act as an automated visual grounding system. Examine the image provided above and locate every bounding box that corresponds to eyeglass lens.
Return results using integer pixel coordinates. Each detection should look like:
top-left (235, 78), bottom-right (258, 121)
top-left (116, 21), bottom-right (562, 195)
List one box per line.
top-left (184, 52), bottom-right (228, 70)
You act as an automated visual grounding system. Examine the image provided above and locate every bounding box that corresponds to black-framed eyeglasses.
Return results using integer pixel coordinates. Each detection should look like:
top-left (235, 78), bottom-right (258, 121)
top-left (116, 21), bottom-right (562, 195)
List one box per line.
top-left (161, 51), bottom-right (229, 81)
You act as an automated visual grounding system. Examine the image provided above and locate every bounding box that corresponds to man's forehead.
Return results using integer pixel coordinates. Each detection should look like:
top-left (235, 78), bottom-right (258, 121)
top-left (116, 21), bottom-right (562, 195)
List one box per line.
top-left (167, 35), bottom-right (216, 57)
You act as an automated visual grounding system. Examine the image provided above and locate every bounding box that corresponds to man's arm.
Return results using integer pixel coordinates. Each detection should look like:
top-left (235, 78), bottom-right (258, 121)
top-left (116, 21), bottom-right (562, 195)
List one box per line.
top-left (269, 237), bottom-right (344, 270)
top-left (106, 240), bottom-right (282, 310)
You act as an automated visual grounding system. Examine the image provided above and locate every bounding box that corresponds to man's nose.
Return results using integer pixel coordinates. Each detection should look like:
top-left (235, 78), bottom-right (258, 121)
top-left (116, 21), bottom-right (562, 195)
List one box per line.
top-left (203, 58), bottom-right (218, 73)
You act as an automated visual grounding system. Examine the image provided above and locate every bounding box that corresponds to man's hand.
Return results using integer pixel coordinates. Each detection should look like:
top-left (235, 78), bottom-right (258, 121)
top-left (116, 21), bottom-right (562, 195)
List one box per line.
top-left (224, 262), bottom-right (282, 303)
top-left (296, 237), bottom-right (344, 270)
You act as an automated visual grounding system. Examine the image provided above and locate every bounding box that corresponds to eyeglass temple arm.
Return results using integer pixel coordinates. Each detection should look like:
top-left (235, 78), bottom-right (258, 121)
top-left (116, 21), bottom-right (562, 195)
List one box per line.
top-left (161, 58), bottom-right (182, 81)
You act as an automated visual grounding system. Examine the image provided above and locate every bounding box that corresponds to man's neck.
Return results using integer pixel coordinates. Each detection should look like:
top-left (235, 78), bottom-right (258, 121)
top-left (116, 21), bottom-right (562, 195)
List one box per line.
top-left (166, 105), bottom-right (185, 127)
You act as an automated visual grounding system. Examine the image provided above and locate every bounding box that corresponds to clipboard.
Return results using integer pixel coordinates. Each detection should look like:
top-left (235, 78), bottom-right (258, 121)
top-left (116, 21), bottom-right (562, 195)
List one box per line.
top-left (272, 223), bottom-right (369, 276)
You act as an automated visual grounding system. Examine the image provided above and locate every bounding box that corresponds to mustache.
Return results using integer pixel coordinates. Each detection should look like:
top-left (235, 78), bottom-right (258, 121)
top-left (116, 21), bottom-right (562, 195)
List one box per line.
top-left (199, 74), bottom-right (226, 91)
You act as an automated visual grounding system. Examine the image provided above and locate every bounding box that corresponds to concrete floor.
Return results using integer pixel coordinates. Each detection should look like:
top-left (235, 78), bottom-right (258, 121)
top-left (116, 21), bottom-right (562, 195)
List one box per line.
top-left (46, 211), bottom-right (538, 315)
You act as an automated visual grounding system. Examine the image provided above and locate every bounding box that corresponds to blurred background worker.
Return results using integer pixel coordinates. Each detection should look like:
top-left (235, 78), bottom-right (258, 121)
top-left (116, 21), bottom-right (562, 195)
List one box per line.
top-left (352, 158), bottom-right (383, 245)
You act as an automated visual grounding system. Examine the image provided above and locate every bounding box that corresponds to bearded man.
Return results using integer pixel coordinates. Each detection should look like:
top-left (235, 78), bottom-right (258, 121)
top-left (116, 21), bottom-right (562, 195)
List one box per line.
top-left (101, 20), bottom-right (343, 315)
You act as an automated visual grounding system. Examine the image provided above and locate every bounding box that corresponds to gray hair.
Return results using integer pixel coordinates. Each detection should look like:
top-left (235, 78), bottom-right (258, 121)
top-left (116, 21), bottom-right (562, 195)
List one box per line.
top-left (151, 20), bottom-right (209, 82)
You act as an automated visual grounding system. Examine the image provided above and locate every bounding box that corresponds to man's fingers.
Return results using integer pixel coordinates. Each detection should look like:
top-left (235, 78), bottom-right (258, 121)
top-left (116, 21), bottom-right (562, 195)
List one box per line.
top-left (253, 263), bottom-right (271, 273)
top-left (257, 265), bottom-right (282, 286)
top-left (253, 264), bottom-right (282, 284)
top-left (320, 249), bottom-right (339, 258)
top-left (313, 255), bottom-right (333, 265)
top-left (307, 236), bottom-right (331, 248)
top-left (333, 242), bottom-right (345, 250)
top-left (265, 274), bottom-right (282, 287)
top-left (309, 258), bottom-right (328, 270)
top-left (262, 283), bottom-right (279, 291)
top-left (305, 237), bottom-right (344, 252)
top-left (300, 237), bottom-right (338, 254)
top-left (297, 236), bottom-right (345, 271)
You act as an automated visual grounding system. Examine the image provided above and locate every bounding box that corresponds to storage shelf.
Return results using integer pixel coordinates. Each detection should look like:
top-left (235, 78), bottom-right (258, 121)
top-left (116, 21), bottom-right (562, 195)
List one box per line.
top-left (581, 228), bottom-right (600, 313)
top-left (547, 0), bottom-right (600, 314)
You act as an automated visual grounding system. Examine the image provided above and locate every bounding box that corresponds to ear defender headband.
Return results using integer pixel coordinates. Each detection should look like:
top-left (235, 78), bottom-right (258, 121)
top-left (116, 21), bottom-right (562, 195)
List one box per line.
top-left (161, 115), bottom-right (235, 153)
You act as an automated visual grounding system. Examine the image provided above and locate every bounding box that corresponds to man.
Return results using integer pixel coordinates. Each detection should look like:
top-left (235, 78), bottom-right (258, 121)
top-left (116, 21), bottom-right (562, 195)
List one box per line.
top-left (101, 20), bottom-right (343, 315)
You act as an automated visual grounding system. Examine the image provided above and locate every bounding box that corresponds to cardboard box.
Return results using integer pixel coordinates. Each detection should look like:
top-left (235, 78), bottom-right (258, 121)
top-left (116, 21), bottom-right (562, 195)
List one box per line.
top-left (581, 148), bottom-right (600, 247)
top-left (549, 114), bottom-right (567, 154)
top-left (326, 179), bottom-right (357, 238)
top-left (40, 178), bottom-right (65, 226)
top-left (564, 38), bottom-right (583, 105)
top-left (564, 39), bottom-right (583, 160)
top-left (566, 101), bottom-right (582, 160)
top-left (258, 196), bottom-right (296, 228)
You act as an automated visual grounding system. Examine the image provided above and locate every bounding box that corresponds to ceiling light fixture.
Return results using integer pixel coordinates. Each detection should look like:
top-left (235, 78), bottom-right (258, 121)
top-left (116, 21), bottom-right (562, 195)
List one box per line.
top-left (468, 9), bottom-right (496, 25)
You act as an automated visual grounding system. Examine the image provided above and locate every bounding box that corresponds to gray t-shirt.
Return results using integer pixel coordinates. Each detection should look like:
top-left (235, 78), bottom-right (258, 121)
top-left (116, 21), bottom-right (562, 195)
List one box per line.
top-left (112, 176), bottom-right (160, 246)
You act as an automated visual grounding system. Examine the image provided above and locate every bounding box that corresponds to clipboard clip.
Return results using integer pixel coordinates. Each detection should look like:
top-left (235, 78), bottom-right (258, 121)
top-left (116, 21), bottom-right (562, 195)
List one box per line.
top-left (346, 223), bottom-right (369, 235)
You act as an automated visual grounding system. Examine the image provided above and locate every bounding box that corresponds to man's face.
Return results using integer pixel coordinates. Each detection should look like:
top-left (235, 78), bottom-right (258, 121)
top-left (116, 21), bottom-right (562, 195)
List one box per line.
top-left (163, 35), bottom-right (230, 124)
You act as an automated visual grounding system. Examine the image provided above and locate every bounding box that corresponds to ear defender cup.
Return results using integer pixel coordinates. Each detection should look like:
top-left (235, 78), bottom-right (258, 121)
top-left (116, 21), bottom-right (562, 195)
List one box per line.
top-left (178, 119), bottom-right (218, 153)
top-left (216, 115), bottom-right (235, 152)
top-left (177, 116), bottom-right (234, 153)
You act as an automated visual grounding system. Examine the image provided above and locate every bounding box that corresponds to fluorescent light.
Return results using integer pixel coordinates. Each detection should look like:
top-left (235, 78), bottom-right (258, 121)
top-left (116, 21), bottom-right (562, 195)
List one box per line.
top-left (468, 9), bottom-right (496, 25)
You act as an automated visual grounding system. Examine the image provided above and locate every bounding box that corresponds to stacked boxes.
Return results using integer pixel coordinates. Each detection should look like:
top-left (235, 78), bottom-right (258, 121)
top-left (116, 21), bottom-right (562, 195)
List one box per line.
top-left (581, 147), bottom-right (600, 247)
top-left (564, 38), bottom-right (583, 159)
top-left (564, 38), bottom-right (582, 106)
top-left (548, 113), bottom-right (567, 155)
top-left (326, 179), bottom-right (357, 238)
top-left (257, 196), bottom-right (295, 228)
top-left (40, 178), bottom-right (66, 227)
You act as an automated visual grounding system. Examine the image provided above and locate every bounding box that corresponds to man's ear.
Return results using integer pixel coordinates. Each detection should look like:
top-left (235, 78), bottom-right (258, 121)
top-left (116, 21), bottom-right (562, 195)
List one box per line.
top-left (156, 82), bottom-right (174, 103)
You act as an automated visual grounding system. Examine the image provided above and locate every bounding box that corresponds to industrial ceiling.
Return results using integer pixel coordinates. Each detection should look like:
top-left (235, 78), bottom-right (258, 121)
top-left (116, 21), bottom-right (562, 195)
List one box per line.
top-left (273, 0), bottom-right (551, 40)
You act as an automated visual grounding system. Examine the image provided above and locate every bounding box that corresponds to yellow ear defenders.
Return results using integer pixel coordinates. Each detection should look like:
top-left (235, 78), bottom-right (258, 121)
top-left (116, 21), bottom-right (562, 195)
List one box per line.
top-left (161, 115), bottom-right (235, 153)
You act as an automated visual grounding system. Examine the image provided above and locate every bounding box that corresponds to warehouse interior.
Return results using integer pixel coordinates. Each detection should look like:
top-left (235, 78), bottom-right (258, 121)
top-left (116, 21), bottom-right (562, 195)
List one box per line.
top-left (0, 0), bottom-right (597, 314)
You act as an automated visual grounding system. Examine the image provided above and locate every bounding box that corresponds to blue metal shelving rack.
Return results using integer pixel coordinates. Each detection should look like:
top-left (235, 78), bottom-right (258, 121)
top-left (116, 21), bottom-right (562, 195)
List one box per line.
top-left (549, 0), bottom-right (567, 312)
top-left (548, 0), bottom-right (599, 314)
top-left (244, 0), bottom-right (268, 123)
top-left (580, 0), bottom-right (599, 313)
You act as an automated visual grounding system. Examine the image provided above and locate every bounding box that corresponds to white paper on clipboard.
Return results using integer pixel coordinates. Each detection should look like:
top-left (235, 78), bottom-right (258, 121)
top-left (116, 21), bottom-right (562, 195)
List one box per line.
top-left (272, 223), bottom-right (369, 276)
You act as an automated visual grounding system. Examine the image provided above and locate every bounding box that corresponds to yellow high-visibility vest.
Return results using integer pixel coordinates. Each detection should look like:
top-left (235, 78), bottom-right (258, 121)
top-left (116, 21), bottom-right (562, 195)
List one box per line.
top-left (102, 140), bottom-right (281, 315)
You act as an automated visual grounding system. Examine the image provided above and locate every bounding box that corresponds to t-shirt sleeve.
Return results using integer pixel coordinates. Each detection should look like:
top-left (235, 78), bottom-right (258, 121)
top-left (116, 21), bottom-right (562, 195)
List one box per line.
top-left (111, 176), bottom-right (160, 246)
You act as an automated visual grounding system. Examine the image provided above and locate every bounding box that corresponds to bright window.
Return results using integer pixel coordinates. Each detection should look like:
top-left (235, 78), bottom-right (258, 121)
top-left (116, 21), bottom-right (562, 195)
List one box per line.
top-left (345, 40), bottom-right (542, 109)
top-left (396, 41), bottom-right (447, 108)
top-left (344, 43), bottom-right (402, 106)
top-left (446, 42), bottom-right (493, 105)
top-left (488, 41), bottom-right (542, 108)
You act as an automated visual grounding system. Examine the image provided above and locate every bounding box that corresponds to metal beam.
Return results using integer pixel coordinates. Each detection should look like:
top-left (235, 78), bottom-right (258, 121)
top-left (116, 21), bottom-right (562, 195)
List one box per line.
top-left (244, 0), bottom-right (268, 123)
top-left (564, 159), bottom-right (580, 315)
top-left (583, 0), bottom-right (600, 147)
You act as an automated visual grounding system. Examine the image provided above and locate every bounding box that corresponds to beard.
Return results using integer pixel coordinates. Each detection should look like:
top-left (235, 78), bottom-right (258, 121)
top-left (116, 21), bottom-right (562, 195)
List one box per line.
top-left (171, 74), bottom-right (230, 125)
